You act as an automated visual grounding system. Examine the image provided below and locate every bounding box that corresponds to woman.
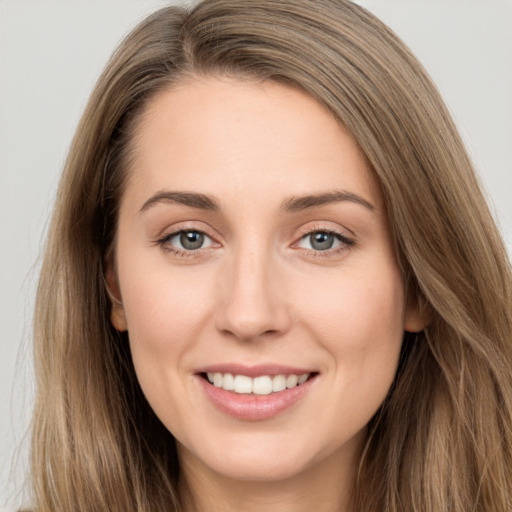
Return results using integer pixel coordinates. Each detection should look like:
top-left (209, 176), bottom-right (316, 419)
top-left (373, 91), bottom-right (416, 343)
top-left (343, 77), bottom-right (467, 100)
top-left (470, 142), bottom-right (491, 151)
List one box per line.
top-left (30, 0), bottom-right (512, 510)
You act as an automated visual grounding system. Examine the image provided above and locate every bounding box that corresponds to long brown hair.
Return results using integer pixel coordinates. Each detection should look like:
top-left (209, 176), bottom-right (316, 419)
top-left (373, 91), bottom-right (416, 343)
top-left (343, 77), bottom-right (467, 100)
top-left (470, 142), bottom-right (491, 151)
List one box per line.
top-left (31, 1), bottom-right (512, 510)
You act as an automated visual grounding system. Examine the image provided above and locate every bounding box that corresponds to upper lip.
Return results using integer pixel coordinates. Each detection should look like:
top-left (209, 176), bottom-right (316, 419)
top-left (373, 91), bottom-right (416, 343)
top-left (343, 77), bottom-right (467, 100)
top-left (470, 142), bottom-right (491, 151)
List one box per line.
top-left (195, 364), bottom-right (317, 378)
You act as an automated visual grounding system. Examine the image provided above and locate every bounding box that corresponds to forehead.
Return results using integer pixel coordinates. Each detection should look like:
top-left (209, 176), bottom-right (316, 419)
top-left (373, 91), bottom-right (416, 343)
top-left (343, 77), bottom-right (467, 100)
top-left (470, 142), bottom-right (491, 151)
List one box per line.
top-left (124, 76), bottom-right (383, 213)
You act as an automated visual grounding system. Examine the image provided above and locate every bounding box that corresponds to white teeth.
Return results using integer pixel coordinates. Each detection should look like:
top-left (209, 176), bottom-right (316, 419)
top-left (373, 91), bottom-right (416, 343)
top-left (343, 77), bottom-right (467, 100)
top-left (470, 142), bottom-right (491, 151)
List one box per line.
top-left (205, 372), bottom-right (312, 394)
top-left (286, 374), bottom-right (298, 388)
top-left (298, 373), bottom-right (309, 385)
top-left (253, 376), bottom-right (273, 395)
top-left (223, 373), bottom-right (234, 391)
top-left (233, 375), bottom-right (253, 394)
top-left (272, 375), bottom-right (287, 392)
top-left (213, 372), bottom-right (223, 387)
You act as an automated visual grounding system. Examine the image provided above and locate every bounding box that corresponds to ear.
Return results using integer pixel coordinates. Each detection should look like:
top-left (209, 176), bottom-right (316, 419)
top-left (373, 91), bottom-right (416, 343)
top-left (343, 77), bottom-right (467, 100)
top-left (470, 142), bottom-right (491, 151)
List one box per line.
top-left (404, 288), bottom-right (432, 333)
top-left (105, 259), bottom-right (128, 332)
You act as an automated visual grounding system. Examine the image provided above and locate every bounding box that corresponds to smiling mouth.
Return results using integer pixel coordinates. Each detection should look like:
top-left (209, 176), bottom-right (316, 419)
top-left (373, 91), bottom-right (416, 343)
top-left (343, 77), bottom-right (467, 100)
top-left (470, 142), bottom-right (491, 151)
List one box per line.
top-left (202, 372), bottom-right (317, 395)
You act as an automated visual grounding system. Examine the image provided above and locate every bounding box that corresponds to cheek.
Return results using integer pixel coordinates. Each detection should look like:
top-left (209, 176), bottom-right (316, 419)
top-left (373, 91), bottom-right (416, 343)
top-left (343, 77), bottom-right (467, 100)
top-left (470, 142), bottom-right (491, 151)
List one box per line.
top-left (300, 265), bottom-right (405, 343)
top-left (117, 255), bottom-right (215, 385)
top-left (119, 249), bottom-right (213, 336)
top-left (117, 262), bottom-right (219, 433)
top-left (297, 262), bottom-right (405, 391)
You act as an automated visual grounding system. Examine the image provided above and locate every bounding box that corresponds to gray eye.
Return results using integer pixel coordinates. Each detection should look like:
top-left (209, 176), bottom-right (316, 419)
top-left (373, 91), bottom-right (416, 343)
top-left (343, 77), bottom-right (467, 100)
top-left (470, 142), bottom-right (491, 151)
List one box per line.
top-left (179, 231), bottom-right (205, 250)
top-left (309, 232), bottom-right (335, 251)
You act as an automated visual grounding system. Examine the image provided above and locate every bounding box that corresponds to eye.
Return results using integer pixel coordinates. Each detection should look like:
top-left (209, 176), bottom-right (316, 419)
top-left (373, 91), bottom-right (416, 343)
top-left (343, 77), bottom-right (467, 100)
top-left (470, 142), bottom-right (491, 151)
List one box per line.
top-left (296, 230), bottom-right (353, 251)
top-left (161, 230), bottom-right (215, 251)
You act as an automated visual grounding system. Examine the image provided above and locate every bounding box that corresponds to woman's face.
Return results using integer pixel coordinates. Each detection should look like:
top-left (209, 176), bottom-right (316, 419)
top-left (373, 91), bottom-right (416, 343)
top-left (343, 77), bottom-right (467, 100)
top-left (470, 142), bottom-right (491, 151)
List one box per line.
top-left (110, 77), bottom-right (422, 484)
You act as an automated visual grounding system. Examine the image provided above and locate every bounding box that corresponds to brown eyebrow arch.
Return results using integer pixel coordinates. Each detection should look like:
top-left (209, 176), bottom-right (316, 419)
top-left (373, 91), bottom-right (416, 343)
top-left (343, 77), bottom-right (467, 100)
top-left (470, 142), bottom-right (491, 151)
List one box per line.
top-left (139, 191), bottom-right (221, 213)
top-left (281, 190), bottom-right (375, 212)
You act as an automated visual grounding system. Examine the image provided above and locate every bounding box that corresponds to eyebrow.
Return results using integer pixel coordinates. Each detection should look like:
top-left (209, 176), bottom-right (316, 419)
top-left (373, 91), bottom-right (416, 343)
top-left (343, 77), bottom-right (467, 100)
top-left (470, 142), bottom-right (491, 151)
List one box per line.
top-left (139, 189), bottom-right (374, 214)
top-left (280, 190), bottom-right (375, 213)
top-left (139, 191), bottom-right (221, 213)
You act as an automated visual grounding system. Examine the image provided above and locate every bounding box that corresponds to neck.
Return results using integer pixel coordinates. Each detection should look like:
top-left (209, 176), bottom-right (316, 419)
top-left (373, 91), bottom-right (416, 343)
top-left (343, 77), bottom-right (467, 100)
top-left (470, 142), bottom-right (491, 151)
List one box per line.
top-left (177, 442), bottom-right (361, 512)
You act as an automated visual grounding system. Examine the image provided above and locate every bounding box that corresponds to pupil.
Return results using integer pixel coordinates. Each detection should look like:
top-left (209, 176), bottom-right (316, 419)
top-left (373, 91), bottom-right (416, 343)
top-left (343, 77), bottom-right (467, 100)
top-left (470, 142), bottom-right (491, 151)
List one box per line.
top-left (180, 231), bottom-right (204, 250)
top-left (311, 232), bottom-right (334, 251)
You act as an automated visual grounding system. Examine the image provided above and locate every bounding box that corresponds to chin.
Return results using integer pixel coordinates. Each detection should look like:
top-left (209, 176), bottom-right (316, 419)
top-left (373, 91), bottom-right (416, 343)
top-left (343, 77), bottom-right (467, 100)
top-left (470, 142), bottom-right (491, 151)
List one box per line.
top-left (180, 432), bottom-right (320, 482)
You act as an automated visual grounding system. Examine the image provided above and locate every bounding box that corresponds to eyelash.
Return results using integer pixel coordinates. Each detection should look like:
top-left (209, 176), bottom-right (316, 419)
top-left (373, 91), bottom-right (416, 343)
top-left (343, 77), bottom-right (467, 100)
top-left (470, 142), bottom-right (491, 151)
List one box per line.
top-left (293, 226), bottom-right (355, 258)
top-left (155, 229), bottom-right (217, 258)
top-left (155, 226), bottom-right (355, 258)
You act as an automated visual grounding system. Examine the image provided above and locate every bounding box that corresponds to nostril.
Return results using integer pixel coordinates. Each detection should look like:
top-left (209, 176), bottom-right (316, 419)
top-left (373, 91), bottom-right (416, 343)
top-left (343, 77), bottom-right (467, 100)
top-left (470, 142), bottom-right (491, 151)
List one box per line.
top-left (214, 271), bottom-right (292, 341)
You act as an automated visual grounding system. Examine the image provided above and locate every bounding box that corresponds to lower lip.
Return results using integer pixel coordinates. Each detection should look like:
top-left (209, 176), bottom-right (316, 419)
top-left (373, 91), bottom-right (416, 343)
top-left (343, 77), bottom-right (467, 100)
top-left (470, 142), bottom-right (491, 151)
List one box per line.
top-left (198, 375), bottom-right (316, 421)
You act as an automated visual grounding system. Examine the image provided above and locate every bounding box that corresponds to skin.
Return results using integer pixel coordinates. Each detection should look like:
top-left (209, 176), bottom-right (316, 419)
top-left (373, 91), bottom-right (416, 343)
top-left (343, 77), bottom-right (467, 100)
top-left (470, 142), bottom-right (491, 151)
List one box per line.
top-left (108, 77), bottom-right (425, 512)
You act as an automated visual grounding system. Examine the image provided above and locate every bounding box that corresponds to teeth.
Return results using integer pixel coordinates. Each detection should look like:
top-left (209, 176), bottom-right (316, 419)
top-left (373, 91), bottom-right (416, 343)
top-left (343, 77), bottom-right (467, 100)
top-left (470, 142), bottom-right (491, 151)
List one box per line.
top-left (213, 373), bottom-right (223, 387)
top-left (272, 375), bottom-right (287, 392)
top-left (253, 376), bottom-right (273, 395)
top-left (233, 375), bottom-right (252, 394)
top-left (205, 372), bottom-right (311, 394)
top-left (286, 374), bottom-right (298, 388)
top-left (298, 373), bottom-right (309, 385)
top-left (223, 373), bottom-right (234, 391)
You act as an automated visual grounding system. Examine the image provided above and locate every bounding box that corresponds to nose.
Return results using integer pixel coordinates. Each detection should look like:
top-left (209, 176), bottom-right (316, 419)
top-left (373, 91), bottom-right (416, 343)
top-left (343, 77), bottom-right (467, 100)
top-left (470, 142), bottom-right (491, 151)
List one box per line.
top-left (215, 246), bottom-right (292, 342)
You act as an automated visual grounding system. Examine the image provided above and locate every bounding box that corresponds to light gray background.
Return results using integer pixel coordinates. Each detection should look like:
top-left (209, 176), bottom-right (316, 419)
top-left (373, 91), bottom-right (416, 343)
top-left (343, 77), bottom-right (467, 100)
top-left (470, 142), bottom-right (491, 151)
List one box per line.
top-left (1, 1), bottom-right (511, 509)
